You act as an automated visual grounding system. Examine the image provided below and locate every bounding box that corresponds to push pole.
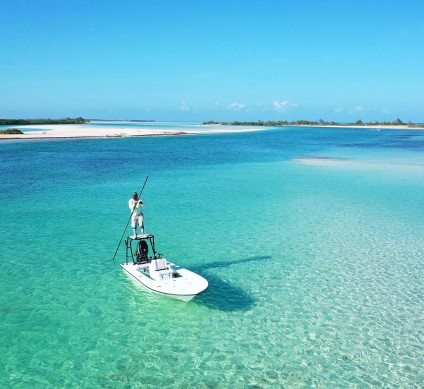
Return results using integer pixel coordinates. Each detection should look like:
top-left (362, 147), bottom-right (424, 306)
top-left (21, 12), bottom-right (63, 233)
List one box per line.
top-left (111, 176), bottom-right (149, 260)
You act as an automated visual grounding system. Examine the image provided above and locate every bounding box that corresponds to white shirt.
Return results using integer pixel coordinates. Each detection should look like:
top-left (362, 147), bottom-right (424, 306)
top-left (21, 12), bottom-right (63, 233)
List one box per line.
top-left (128, 198), bottom-right (143, 216)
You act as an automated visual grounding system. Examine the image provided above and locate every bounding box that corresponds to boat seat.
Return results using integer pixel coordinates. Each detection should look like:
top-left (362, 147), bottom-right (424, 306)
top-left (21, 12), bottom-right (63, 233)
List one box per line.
top-left (152, 258), bottom-right (168, 271)
top-left (149, 258), bottom-right (172, 280)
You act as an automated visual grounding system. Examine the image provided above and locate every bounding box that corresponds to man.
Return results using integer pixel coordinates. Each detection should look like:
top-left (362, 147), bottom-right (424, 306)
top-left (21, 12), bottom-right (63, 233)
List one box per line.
top-left (128, 192), bottom-right (144, 237)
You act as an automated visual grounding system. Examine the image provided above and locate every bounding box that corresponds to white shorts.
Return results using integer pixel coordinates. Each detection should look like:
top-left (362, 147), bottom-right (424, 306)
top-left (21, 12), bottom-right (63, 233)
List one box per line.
top-left (131, 214), bottom-right (144, 229)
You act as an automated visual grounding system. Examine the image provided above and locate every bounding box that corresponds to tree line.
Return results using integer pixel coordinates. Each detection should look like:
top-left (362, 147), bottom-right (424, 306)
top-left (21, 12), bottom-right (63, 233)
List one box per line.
top-left (203, 118), bottom-right (424, 128)
top-left (0, 117), bottom-right (86, 125)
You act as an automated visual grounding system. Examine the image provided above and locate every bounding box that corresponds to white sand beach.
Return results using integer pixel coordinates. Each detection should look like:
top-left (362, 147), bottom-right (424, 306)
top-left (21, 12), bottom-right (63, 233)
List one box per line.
top-left (0, 123), bottom-right (268, 140)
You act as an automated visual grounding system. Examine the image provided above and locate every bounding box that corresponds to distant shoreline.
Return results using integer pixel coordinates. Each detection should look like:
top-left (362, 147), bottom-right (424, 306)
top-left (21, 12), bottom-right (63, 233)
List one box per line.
top-left (1, 122), bottom-right (423, 141)
top-left (0, 118), bottom-right (86, 126)
top-left (204, 119), bottom-right (424, 129)
top-left (293, 124), bottom-right (424, 130)
top-left (206, 121), bottom-right (424, 132)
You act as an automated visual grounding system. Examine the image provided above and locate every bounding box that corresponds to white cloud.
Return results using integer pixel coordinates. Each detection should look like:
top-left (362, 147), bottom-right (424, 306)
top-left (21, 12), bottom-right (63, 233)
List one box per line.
top-left (180, 101), bottom-right (190, 111)
top-left (334, 106), bottom-right (366, 114)
top-left (227, 102), bottom-right (247, 111)
top-left (273, 100), bottom-right (297, 112)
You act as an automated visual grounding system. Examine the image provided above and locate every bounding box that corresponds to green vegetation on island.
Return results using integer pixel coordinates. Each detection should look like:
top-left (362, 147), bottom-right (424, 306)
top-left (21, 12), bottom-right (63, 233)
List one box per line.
top-left (0, 117), bottom-right (86, 125)
top-left (203, 121), bottom-right (222, 125)
top-left (0, 128), bottom-right (24, 134)
top-left (203, 118), bottom-right (424, 128)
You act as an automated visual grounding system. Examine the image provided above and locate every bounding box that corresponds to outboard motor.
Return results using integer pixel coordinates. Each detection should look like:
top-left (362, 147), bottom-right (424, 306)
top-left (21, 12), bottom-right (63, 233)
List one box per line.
top-left (135, 240), bottom-right (149, 263)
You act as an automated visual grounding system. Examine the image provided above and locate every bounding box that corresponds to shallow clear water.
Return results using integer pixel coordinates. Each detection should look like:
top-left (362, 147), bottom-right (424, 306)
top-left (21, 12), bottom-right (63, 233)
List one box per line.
top-left (86, 120), bottom-right (206, 131)
top-left (0, 126), bottom-right (423, 387)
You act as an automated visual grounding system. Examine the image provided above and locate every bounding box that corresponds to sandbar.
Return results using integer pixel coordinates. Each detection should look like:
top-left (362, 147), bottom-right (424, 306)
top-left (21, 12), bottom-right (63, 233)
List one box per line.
top-left (0, 123), bottom-right (267, 140)
top-left (294, 157), bottom-right (424, 171)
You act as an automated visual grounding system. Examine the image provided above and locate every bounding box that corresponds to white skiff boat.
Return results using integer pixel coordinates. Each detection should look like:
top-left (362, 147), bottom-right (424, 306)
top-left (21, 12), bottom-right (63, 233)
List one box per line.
top-left (120, 234), bottom-right (208, 301)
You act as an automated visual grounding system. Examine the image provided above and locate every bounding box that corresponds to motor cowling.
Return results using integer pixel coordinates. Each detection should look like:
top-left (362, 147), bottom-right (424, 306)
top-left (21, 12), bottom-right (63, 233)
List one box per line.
top-left (135, 240), bottom-right (149, 263)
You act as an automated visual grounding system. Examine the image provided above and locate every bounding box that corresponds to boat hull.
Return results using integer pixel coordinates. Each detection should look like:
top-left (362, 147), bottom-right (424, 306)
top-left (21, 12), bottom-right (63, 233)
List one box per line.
top-left (120, 261), bottom-right (208, 301)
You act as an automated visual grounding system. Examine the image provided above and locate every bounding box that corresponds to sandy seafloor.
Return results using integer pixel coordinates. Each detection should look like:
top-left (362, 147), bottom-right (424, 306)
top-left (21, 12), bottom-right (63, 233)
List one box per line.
top-left (0, 122), bottom-right (423, 388)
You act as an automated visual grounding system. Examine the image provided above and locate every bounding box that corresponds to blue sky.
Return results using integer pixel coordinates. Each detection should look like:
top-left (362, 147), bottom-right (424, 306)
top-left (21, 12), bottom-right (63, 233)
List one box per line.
top-left (1, 0), bottom-right (423, 122)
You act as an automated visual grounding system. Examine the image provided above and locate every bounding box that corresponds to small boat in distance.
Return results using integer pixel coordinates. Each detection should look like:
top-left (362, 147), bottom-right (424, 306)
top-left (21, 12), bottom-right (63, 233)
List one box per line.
top-left (120, 234), bottom-right (208, 301)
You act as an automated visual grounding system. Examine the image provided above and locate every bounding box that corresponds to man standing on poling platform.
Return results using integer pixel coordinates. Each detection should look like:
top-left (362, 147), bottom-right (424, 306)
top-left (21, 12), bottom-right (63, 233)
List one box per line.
top-left (128, 192), bottom-right (144, 237)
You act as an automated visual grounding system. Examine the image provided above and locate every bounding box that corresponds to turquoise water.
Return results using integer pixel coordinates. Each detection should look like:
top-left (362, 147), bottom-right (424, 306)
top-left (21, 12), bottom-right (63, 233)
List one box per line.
top-left (87, 121), bottom-right (205, 130)
top-left (0, 126), bottom-right (423, 387)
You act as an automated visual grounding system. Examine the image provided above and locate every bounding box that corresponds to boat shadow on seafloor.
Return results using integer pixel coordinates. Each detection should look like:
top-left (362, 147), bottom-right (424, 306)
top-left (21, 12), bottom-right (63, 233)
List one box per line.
top-left (189, 255), bottom-right (272, 312)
